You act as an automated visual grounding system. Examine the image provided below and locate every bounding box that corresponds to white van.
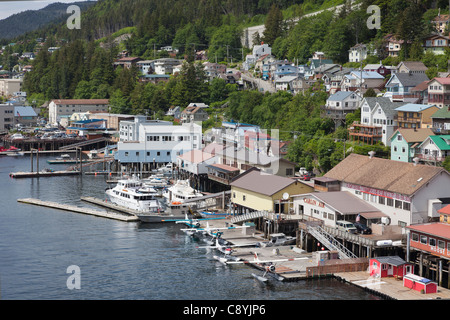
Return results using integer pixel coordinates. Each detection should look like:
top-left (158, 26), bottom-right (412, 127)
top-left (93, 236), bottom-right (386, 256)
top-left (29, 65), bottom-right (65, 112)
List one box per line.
top-left (336, 220), bottom-right (357, 234)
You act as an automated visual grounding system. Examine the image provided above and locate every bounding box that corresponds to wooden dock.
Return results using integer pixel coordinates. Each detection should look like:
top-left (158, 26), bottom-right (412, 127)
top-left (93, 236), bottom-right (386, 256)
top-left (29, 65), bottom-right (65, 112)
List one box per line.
top-left (334, 271), bottom-right (450, 300)
top-left (17, 198), bottom-right (139, 222)
top-left (9, 170), bottom-right (80, 178)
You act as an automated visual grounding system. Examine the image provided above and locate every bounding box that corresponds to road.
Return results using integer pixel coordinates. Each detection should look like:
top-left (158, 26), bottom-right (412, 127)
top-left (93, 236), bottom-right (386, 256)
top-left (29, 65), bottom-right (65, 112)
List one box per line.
top-left (242, 0), bottom-right (360, 48)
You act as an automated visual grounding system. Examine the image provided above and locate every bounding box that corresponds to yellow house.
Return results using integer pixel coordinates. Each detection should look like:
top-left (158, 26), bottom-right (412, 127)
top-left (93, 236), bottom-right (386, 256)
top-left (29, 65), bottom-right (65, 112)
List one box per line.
top-left (230, 168), bottom-right (314, 214)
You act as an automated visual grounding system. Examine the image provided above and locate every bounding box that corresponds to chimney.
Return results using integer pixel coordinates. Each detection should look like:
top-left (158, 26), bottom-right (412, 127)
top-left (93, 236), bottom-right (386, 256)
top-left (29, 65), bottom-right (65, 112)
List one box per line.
top-left (413, 157), bottom-right (419, 166)
top-left (368, 151), bottom-right (376, 158)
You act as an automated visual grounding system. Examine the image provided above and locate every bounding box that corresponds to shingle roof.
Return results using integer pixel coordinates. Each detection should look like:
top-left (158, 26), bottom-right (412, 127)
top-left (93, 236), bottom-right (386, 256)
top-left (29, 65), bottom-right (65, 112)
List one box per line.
top-left (391, 128), bottom-right (434, 143)
top-left (394, 73), bottom-right (430, 87)
top-left (324, 153), bottom-right (449, 197)
top-left (230, 169), bottom-right (298, 196)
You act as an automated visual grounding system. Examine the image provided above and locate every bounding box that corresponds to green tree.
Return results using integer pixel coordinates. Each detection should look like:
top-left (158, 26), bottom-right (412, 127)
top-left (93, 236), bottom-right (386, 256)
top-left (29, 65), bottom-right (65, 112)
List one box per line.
top-left (262, 4), bottom-right (283, 46)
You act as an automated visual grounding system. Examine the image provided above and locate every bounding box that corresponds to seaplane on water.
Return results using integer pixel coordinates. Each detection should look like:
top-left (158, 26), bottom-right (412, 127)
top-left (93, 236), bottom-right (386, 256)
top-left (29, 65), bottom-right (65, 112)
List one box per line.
top-left (196, 237), bottom-right (258, 264)
top-left (226, 252), bottom-right (309, 283)
top-left (180, 221), bottom-right (249, 244)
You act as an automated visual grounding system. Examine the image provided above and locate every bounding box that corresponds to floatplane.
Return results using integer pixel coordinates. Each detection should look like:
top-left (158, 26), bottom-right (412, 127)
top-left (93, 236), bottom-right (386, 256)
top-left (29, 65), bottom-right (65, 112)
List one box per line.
top-left (225, 252), bottom-right (309, 283)
top-left (180, 221), bottom-right (249, 244)
top-left (196, 237), bottom-right (258, 264)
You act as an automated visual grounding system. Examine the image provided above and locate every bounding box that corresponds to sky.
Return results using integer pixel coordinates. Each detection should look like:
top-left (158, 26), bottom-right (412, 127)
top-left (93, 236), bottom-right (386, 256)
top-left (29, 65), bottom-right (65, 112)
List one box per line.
top-left (0, 0), bottom-right (95, 20)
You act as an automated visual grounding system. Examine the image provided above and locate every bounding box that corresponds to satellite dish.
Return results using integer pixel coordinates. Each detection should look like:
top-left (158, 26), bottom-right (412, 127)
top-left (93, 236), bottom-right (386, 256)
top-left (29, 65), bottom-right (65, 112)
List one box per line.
top-left (282, 192), bottom-right (289, 200)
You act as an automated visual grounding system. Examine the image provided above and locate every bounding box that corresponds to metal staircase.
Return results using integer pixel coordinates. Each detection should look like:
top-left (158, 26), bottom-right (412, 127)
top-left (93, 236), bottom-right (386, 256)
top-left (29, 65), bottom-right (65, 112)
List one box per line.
top-left (230, 210), bottom-right (271, 224)
top-left (307, 225), bottom-right (357, 259)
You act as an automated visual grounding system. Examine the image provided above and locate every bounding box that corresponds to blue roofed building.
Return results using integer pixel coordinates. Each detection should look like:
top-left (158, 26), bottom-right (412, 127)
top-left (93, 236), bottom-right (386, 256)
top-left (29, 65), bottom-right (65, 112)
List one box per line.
top-left (14, 106), bottom-right (38, 127)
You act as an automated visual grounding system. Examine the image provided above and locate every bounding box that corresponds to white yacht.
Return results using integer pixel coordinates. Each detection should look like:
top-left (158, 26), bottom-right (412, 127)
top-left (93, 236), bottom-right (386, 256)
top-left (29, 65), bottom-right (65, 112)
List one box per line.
top-left (105, 176), bottom-right (163, 213)
top-left (162, 180), bottom-right (203, 203)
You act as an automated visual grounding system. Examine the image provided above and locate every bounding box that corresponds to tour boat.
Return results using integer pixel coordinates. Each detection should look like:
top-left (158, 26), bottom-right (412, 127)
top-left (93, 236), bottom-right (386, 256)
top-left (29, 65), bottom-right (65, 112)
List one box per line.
top-left (162, 180), bottom-right (203, 203)
top-left (105, 176), bottom-right (163, 213)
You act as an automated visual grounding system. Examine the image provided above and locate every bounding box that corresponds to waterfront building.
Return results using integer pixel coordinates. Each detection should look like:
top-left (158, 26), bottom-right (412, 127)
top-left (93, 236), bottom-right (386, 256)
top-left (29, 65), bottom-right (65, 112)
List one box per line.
top-left (213, 145), bottom-right (297, 177)
top-left (0, 103), bottom-right (15, 131)
top-left (292, 190), bottom-right (386, 229)
top-left (230, 168), bottom-right (313, 214)
top-left (115, 116), bottom-right (202, 170)
top-left (323, 153), bottom-right (450, 226)
top-left (407, 205), bottom-right (450, 261)
top-left (369, 256), bottom-right (413, 278)
top-left (48, 99), bottom-right (109, 125)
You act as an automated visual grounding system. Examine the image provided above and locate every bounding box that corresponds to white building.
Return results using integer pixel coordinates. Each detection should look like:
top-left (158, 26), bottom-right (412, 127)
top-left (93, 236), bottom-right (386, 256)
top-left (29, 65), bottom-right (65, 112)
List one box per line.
top-left (348, 43), bottom-right (369, 63)
top-left (358, 97), bottom-right (405, 146)
top-left (48, 99), bottom-right (109, 125)
top-left (116, 116), bottom-right (202, 167)
top-left (154, 58), bottom-right (182, 75)
top-left (324, 153), bottom-right (450, 226)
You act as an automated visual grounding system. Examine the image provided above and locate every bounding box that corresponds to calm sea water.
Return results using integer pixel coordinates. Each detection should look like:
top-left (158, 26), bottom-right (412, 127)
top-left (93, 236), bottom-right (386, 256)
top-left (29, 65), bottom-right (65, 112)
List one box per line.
top-left (0, 154), bottom-right (379, 301)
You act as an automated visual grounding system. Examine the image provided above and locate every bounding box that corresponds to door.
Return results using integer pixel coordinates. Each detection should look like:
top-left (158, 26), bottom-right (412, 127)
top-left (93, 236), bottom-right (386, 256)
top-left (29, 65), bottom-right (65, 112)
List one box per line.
top-left (298, 205), bottom-right (304, 215)
top-left (387, 264), bottom-right (393, 276)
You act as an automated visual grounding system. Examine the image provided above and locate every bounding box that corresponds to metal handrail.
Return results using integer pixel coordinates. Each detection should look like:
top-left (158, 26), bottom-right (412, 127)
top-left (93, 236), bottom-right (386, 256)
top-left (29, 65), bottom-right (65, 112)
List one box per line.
top-left (307, 225), bottom-right (357, 259)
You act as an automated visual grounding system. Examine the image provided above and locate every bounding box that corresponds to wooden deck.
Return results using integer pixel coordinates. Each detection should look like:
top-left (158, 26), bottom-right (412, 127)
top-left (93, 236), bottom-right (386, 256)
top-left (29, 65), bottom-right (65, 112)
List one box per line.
top-left (334, 271), bottom-right (450, 300)
top-left (17, 198), bottom-right (139, 222)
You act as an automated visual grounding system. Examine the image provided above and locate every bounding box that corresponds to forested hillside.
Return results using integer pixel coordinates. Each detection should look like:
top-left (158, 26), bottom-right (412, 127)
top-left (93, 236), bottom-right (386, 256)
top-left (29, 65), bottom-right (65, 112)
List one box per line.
top-left (0, 1), bottom-right (96, 41)
top-left (8, 0), bottom-right (450, 173)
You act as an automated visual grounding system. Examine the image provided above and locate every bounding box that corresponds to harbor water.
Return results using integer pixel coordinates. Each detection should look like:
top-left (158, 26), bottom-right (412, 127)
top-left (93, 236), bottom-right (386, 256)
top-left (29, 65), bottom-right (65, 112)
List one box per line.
top-left (0, 155), bottom-right (379, 300)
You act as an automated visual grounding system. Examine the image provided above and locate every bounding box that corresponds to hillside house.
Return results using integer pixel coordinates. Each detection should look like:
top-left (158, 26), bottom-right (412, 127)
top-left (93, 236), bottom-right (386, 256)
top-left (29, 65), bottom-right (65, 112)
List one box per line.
top-left (348, 43), bottom-right (369, 63)
top-left (389, 128), bottom-right (434, 163)
top-left (423, 34), bottom-right (450, 55)
top-left (431, 106), bottom-right (450, 134)
top-left (180, 106), bottom-right (209, 124)
top-left (427, 77), bottom-right (450, 108)
top-left (323, 91), bottom-right (361, 127)
top-left (385, 72), bottom-right (430, 102)
top-left (395, 103), bottom-right (439, 129)
top-left (416, 134), bottom-right (450, 164)
top-left (348, 97), bottom-right (405, 146)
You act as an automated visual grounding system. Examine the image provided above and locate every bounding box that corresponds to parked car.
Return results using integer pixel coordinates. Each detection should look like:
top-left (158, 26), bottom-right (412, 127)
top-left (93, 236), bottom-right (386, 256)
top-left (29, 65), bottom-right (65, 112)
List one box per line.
top-left (336, 220), bottom-right (357, 234)
top-left (354, 222), bottom-right (372, 234)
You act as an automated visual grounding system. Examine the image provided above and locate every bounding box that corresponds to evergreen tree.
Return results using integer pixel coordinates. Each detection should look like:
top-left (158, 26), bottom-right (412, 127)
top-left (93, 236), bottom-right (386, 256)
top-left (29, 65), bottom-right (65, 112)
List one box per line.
top-left (262, 4), bottom-right (283, 46)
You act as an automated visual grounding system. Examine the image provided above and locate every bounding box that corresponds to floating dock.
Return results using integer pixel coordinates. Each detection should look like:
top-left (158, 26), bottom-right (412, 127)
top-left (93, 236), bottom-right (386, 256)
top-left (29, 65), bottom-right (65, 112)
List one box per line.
top-left (9, 170), bottom-right (80, 178)
top-left (80, 196), bottom-right (186, 222)
top-left (17, 198), bottom-right (139, 222)
top-left (334, 271), bottom-right (450, 300)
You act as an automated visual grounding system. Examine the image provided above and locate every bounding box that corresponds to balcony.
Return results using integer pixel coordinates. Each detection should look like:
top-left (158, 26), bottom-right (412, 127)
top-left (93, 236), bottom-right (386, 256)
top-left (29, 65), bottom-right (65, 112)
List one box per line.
top-left (415, 153), bottom-right (446, 162)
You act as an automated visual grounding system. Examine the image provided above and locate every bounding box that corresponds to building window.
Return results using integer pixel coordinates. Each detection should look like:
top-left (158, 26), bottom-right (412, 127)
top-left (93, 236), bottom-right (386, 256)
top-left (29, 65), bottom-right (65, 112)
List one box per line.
top-left (136, 152), bottom-right (139, 156)
top-left (286, 168), bottom-right (293, 176)
top-left (438, 240), bottom-right (445, 250)
top-left (378, 197), bottom-right (385, 205)
top-left (157, 152), bottom-right (160, 156)
top-left (125, 152), bottom-right (129, 156)
top-left (395, 200), bottom-right (403, 209)
top-left (387, 198), bottom-right (394, 206)
top-left (147, 152), bottom-right (150, 156)
top-left (420, 235), bottom-right (427, 245)
top-left (429, 238), bottom-right (436, 247)
top-left (403, 202), bottom-right (410, 211)
top-left (411, 233), bottom-right (419, 242)
top-left (243, 195), bottom-right (246, 201)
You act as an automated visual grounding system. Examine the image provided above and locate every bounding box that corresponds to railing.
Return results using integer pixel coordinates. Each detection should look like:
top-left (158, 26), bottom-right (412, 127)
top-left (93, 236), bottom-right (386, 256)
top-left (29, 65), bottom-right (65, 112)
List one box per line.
top-left (415, 153), bottom-right (445, 162)
top-left (307, 225), bottom-right (358, 259)
top-left (230, 210), bottom-right (271, 223)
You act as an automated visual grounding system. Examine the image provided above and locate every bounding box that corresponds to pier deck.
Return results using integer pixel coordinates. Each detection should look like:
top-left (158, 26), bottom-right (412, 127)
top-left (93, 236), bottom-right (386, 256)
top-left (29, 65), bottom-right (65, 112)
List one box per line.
top-left (10, 170), bottom-right (80, 178)
top-left (17, 198), bottom-right (139, 222)
top-left (335, 271), bottom-right (450, 300)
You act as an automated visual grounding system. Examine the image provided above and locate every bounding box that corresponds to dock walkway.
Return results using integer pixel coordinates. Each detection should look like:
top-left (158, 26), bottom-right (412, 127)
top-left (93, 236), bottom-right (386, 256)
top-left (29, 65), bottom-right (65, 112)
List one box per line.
top-left (335, 271), bottom-right (450, 300)
top-left (17, 198), bottom-right (139, 222)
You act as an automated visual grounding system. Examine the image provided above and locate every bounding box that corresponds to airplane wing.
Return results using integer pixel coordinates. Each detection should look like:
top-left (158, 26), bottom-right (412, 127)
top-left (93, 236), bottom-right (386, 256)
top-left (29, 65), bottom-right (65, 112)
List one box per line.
top-left (225, 255), bottom-right (309, 264)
